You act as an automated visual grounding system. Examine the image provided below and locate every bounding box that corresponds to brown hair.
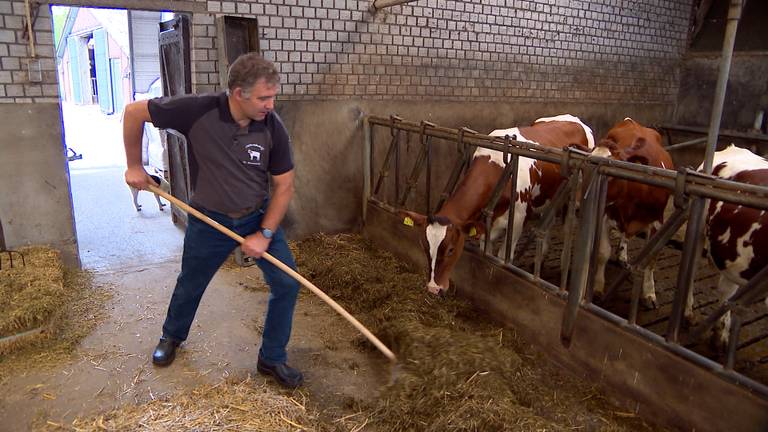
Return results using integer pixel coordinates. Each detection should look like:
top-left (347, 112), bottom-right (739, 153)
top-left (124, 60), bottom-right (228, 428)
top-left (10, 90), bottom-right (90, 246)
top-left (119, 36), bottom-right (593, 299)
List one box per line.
top-left (227, 53), bottom-right (279, 94)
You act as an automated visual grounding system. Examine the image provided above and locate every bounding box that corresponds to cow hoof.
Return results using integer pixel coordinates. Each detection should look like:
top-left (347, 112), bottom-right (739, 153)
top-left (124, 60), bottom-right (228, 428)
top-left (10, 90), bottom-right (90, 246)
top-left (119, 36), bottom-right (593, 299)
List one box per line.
top-left (683, 314), bottom-right (697, 328)
top-left (641, 296), bottom-right (658, 310)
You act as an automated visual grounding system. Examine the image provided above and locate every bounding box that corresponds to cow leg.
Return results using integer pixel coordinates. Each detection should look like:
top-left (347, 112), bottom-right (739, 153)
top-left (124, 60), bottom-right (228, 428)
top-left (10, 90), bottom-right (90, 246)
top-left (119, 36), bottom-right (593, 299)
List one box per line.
top-left (641, 254), bottom-right (658, 309)
top-left (130, 186), bottom-right (142, 211)
top-left (154, 193), bottom-right (166, 211)
top-left (618, 233), bottom-right (629, 265)
top-left (489, 210), bottom-right (510, 259)
top-left (593, 217), bottom-right (612, 299)
top-left (684, 281), bottom-right (696, 326)
top-left (506, 202), bottom-right (527, 263)
top-left (713, 275), bottom-right (740, 352)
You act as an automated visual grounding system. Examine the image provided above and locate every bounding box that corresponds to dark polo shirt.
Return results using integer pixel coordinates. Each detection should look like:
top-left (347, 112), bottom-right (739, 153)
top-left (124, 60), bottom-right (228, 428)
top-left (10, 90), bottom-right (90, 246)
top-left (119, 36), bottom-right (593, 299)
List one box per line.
top-left (147, 92), bottom-right (293, 214)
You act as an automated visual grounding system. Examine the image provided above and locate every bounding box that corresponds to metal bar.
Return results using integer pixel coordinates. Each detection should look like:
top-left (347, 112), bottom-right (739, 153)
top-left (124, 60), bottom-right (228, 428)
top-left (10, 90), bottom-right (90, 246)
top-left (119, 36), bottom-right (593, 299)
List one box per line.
top-left (667, 197), bottom-right (707, 343)
top-left (702, 0), bottom-right (743, 174)
top-left (395, 131), bottom-right (402, 206)
top-left (436, 127), bottom-right (475, 212)
top-left (398, 124), bottom-right (430, 208)
top-left (602, 205), bottom-right (690, 301)
top-left (561, 170), bottom-right (603, 347)
top-left (481, 135), bottom-right (516, 256)
top-left (373, 116), bottom-right (402, 197)
top-left (504, 152), bottom-right (520, 264)
top-left (658, 124), bottom-right (768, 143)
top-left (559, 174), bottom-right (579, 291)
top-left (363, 116), bottom-right (371, 222)
top-left (369, 0), bottom-right (420, 12)
top-left (586, 173), bottom-right (609, 304)
top-left (725, 313), bottom-right (743, 371)
top-left (664, 136), bottom-right (709, 152)
top-left (689, 261), bottom-right (768, 342)
top-left (426, 133), bottom-right (432, 216)
top-left (368, 117), bottom-right (768, 206)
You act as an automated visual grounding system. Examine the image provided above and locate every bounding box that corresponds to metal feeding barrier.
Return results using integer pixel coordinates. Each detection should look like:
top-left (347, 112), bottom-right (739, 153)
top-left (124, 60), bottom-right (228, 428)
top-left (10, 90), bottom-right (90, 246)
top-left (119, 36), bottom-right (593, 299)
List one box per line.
top-left (364, 114), bottom-right (768, 401)
top-left (0, 218), bottom-right (24, 270)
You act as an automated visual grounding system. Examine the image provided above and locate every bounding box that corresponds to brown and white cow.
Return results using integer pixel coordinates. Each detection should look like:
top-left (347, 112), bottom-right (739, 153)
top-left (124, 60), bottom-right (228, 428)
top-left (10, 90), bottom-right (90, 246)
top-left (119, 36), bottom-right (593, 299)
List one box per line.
top-left (399, 114), bottom-right (594, 295)
top-left (698, 144), bottom-right (768, 349)
top-left (591, 118), bottom-right (674, 308)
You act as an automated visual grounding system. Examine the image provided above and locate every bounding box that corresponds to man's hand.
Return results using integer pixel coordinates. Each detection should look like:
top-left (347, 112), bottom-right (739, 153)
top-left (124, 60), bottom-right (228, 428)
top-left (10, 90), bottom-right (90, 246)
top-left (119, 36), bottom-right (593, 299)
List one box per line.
top-left (242, 232), bottom-right (271, 259)
top-left (125, 166), bottom-right (153, 190)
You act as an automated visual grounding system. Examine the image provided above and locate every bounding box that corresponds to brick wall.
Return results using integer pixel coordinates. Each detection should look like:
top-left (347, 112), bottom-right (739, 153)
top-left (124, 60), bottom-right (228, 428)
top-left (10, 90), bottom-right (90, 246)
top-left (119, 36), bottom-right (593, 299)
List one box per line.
top-left (0, 1), bottom-right (58, 103)
top-left (0, 0), bottom-right (692, 104)
top-left (191, 0), bottom-right (692, 104)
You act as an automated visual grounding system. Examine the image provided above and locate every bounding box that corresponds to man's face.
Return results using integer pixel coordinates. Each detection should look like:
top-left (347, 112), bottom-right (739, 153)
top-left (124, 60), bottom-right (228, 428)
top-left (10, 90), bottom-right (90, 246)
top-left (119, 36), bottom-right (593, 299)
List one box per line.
top-left (235, 78), bottom-right (278, 121)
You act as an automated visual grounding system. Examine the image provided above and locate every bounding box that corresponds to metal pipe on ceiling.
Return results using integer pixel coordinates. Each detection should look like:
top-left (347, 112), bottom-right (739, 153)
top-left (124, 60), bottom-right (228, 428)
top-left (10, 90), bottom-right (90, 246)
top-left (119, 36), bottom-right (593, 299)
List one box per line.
top-left (369, 0), bottom-right (420, 13)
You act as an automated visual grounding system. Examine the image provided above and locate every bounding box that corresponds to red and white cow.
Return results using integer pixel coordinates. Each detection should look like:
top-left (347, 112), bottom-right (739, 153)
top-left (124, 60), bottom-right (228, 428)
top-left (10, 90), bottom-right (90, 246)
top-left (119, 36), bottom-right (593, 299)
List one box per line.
top-left (591, 118), bottom-right (674, 308)
top-left (698, 144), bottom-right (768, 349)
top-left (400, 114), bottom-right (594, 294)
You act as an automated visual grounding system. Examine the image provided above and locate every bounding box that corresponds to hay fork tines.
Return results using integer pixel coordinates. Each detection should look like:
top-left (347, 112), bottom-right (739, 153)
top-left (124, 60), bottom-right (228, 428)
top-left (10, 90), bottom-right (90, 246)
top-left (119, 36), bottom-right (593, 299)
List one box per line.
top-left (0, 249), bottom-right (26, 270)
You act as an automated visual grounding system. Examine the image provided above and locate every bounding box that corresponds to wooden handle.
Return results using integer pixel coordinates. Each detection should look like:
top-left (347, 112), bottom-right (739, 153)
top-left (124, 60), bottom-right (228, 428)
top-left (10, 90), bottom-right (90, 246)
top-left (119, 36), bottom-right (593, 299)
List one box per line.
top-left (147, 184), bottom-right (397, 362)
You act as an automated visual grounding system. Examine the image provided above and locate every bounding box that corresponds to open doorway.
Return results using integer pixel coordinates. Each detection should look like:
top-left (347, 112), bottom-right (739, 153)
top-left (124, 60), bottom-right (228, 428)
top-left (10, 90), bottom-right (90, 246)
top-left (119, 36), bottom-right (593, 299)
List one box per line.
top-left (52, 5), bottom-right (184, 270)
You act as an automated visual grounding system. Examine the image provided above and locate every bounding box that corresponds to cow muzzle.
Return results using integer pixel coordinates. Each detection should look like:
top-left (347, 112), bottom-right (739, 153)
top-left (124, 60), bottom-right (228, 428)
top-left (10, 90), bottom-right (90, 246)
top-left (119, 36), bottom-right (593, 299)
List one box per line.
top-left (426, 282), bottom-right (447, 296)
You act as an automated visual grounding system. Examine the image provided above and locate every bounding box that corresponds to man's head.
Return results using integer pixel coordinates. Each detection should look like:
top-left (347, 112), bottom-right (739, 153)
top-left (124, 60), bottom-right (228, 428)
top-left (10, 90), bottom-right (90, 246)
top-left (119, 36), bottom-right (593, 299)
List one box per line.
top-left (228, 53), bottom-right (280, 121)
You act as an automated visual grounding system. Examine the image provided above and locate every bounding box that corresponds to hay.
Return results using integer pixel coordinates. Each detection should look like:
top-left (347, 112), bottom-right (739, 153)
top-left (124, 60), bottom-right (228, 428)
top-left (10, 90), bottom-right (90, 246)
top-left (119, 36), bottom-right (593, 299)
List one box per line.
top-left (0, 253), bottom-right (108, 382)
top-left (0, 247), bottom-right (64, 337)
top-left (39, 376), bottom-right (328, 432)
top-left (295, 233), bottom-right (661, 432)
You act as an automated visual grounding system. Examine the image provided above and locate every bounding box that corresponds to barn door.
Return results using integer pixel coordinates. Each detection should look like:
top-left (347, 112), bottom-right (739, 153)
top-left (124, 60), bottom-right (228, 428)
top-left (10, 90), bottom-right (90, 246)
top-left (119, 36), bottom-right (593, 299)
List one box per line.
top-left (93, 28), bottom-right (113, 114)
top-left (109, 59), bottom-right (123, 113)
top-left (67, 36), bottom-right (83, 104)
top-left (158, 15), bottom-right (192, 227)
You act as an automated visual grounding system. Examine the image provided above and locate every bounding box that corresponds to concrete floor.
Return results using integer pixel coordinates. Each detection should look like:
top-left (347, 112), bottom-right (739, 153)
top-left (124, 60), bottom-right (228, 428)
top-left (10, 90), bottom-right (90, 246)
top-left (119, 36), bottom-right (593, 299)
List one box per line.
top-left (63, 102), bottom-right (185, 270)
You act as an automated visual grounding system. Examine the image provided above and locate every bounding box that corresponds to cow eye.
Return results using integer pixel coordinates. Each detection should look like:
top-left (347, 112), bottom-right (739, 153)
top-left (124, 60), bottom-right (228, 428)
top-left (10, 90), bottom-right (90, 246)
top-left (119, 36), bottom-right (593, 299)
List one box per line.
top-left (445, 247), bottom-right (455, 257)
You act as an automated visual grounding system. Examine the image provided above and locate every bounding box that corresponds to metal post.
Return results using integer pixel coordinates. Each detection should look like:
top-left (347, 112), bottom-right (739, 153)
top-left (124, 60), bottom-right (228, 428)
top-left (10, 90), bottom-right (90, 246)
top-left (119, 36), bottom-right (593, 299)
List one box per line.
top-left (670, 0), bottom-right (743, 343)
top-left (561, 170), bottom-right (603, 347)
top-left (702, 0), bottom-right (743, 174)
top-left (369, 0), bottom-right (420, 13)
top-left (363, 116), bottom-right (371, 222)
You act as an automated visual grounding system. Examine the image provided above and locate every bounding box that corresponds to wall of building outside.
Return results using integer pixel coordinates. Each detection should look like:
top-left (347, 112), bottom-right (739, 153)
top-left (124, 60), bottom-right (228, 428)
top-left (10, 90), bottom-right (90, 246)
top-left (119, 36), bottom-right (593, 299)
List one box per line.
top-left (0, 0), bottom-right (693, 267)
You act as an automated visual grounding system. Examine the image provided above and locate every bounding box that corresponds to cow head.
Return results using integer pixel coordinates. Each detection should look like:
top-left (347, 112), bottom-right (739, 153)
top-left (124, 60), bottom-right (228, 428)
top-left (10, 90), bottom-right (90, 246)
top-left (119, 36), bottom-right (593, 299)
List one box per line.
top-left (398, 210), bottom-right (480, 295)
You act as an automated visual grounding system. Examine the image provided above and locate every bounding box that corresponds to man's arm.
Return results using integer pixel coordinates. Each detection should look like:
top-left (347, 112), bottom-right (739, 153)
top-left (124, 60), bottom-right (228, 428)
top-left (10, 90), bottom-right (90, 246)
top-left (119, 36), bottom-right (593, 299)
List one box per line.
top-left (241, 170), bottom-right (295, 258)
top-left (123, 100), bottom-right (153, 189)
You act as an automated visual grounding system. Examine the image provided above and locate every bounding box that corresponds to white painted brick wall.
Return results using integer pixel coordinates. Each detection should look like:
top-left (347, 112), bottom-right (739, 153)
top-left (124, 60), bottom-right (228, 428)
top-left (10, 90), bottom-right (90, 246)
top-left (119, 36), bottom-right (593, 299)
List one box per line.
top-left (0, 0), bottom-right (692, 104)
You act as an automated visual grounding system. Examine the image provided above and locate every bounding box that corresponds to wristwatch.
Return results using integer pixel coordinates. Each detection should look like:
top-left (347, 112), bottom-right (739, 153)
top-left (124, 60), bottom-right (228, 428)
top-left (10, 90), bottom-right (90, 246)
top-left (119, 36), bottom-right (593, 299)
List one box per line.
top-left (260, 227), bottom-right (274, 239)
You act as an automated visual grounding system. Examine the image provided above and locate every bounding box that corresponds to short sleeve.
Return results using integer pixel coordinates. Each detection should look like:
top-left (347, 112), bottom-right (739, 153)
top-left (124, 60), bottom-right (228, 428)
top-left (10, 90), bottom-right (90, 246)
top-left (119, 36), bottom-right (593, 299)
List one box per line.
top-left (147, 94), bottom-right (214, 135)
top-left (268, 113), bottom-right (294, 175)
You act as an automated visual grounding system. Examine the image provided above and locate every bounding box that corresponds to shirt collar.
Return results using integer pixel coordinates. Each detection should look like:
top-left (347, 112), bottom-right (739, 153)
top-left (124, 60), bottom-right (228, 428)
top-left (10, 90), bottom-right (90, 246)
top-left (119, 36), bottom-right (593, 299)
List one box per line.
top-left (218, 91), bottom-right (269, 131)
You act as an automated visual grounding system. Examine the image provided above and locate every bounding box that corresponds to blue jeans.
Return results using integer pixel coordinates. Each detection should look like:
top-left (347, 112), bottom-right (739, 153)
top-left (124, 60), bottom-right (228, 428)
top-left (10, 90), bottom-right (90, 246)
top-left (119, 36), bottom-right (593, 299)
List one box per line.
top-left (162, 204), bottom-right (300, 364)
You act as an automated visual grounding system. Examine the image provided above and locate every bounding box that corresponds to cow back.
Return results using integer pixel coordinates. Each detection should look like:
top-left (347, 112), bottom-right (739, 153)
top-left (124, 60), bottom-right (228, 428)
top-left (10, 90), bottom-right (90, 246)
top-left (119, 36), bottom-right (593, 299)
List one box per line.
top-left (706, 146), bottom-right (768, 282)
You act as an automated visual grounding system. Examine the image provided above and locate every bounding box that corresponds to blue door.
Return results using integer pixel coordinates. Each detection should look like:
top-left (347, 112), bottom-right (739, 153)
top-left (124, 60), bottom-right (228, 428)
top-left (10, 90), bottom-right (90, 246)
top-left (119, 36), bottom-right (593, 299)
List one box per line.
top-left (94, 28), bottom-right (113, 114)
top-left (110, 58), bottom-right (123, 113)
top-left (67, 36), bottom-right (83, 104)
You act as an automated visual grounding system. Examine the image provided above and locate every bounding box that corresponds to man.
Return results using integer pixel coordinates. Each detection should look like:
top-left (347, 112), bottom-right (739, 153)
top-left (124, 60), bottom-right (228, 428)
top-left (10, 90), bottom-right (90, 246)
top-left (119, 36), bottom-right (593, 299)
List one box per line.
top-left (122, 53), bottom-right (303, 388)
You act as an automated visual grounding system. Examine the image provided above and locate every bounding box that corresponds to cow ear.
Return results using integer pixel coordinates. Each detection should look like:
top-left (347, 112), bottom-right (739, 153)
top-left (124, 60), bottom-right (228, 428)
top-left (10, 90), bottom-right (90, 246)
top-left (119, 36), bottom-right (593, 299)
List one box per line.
top-left (397, 210), bottom-right (428, 227)
top-left (461, 220), bottom-right (486, 238)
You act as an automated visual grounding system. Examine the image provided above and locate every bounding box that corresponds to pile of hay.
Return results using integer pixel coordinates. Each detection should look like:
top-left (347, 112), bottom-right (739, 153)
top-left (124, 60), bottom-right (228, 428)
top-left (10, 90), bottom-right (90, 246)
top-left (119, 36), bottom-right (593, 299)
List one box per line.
top-left (46, 376), bottom-right (328, 432)
top-left (0, 247), bottom-right (66, 353)
top-left (295, 233), bottom-right (659, 432)
top-left (0, 247), bottom-right (106, 381)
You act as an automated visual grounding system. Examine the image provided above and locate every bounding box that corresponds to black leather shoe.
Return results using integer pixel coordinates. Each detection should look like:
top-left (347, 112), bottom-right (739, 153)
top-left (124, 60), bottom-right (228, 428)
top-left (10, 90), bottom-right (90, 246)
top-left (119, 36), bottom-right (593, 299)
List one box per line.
top-left (257, 357), bottom-right (304, 388)
top-left (152, 337), bottom-right (180, 366)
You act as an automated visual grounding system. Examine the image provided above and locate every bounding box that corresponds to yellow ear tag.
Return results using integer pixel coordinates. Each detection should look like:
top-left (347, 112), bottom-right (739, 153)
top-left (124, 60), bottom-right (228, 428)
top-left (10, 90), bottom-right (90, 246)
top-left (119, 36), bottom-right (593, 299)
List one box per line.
top-left (469, 227), bottom-right (477, 237)
top-left (403, 216), bottom-right (414, 227)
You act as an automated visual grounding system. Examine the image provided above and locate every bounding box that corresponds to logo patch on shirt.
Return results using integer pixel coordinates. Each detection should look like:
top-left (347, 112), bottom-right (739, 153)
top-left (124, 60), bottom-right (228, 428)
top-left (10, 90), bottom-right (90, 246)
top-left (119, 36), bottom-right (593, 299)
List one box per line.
top-left (244, 143), bottom-right (264, 166)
